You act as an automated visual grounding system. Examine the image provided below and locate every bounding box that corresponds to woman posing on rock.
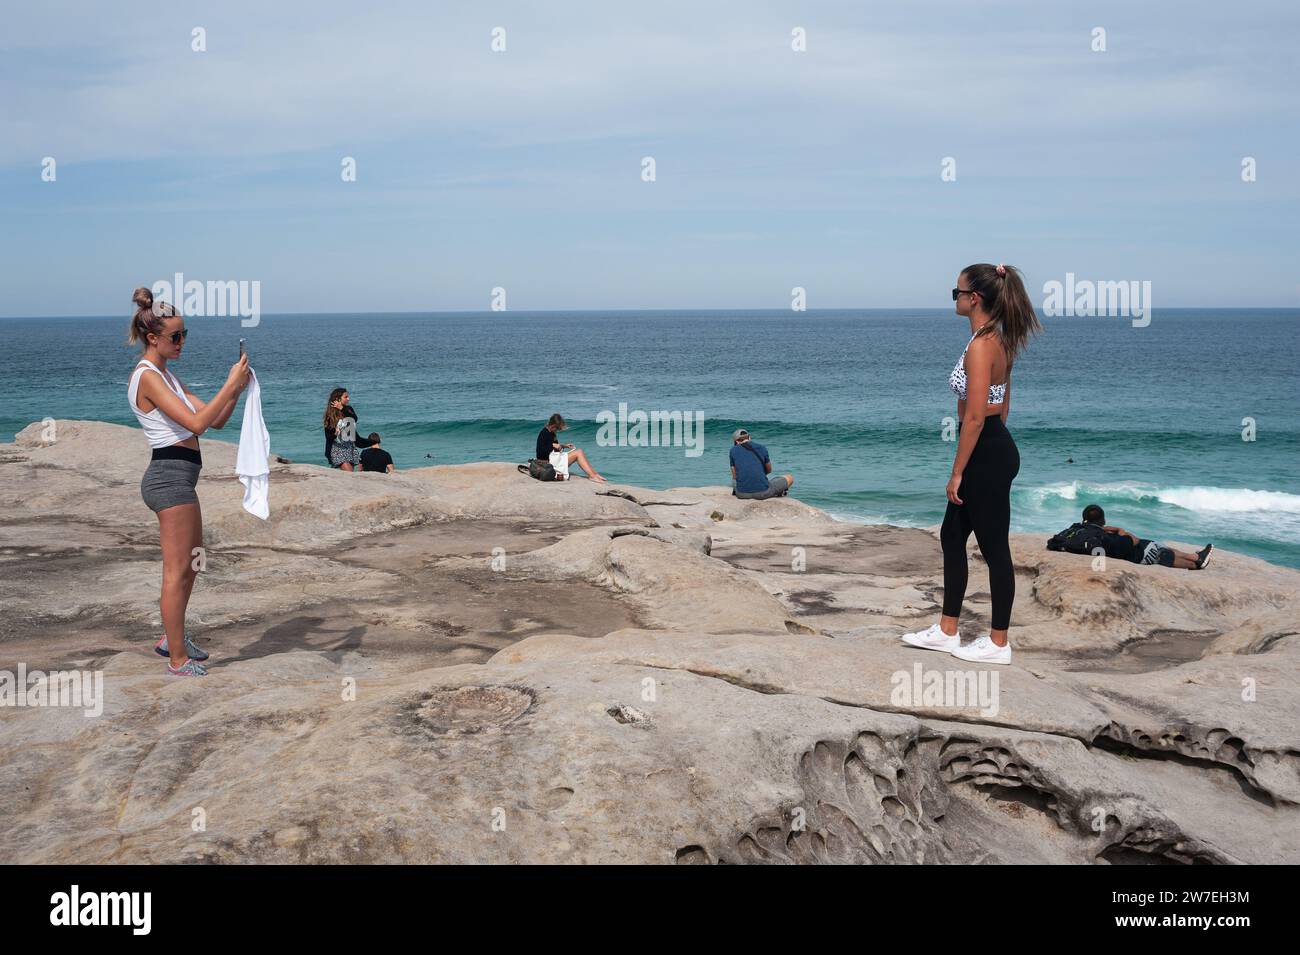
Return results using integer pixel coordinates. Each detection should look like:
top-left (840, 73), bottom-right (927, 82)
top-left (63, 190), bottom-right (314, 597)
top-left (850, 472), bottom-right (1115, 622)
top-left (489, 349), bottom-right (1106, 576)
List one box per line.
top-left (127, 288), bottom-right (250, 676)
top-left (901, 263), bottom-right (1040, 665)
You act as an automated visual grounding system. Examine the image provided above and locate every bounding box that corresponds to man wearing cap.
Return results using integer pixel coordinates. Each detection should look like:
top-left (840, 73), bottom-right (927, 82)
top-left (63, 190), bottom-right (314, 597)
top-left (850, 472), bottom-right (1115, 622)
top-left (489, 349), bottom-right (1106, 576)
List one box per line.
top-left (729, 428), bottom-right (794, 500)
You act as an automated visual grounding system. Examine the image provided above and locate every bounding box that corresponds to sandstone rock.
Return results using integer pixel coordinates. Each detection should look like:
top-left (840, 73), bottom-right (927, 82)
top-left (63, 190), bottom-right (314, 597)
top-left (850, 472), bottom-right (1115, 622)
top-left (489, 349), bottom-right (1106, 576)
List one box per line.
top-left (2, 420), bottom-right (1297, 864)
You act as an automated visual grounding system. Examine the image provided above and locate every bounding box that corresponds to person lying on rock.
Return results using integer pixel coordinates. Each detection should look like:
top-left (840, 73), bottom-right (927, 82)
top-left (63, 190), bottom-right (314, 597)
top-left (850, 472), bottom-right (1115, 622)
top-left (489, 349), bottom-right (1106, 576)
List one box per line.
top-left (729, 428), bottom-right (794, 500)
top-left (1075, 504), bottom-right (1212, 569)
top-left (537, 413), bottom-right (606, 482)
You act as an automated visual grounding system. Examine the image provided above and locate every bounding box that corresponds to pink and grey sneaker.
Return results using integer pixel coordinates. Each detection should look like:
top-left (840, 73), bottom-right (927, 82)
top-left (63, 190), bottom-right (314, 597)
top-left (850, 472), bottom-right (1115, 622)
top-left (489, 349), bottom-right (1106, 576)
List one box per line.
top-left (900, 623), bottom-right (961, 653)
top-left (155, 634), bottom-right (209, 661)
top-left (951, 634), bottom-right (1012, 665)
top-left (166, 659), bottom-right (208, 677)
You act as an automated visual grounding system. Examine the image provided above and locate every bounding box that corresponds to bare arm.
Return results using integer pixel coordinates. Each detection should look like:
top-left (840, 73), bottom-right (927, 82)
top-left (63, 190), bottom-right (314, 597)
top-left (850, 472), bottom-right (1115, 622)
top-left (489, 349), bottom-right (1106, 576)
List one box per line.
top-left (178, 378), bottom-right (238, 430)
top-left (1000, 369), bottom-right (1011, 423)
top-left (137, 357), bottom-right (248, 436)
top-left (947, 338), bottom-right (995, 503)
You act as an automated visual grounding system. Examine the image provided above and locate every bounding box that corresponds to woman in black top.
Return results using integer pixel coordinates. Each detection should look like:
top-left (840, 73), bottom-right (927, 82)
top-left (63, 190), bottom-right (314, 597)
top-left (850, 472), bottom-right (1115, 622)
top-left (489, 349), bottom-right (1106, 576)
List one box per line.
top-left (536, 413), bottom-right (605, 482)
top-left (323, 387), bottom-right (374, 471)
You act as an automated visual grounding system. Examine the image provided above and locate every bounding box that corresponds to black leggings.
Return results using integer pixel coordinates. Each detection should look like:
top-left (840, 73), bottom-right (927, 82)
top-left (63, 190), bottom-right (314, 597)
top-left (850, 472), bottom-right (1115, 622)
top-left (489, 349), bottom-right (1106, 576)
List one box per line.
top-left (941, 415), bottom-right (1020, 631)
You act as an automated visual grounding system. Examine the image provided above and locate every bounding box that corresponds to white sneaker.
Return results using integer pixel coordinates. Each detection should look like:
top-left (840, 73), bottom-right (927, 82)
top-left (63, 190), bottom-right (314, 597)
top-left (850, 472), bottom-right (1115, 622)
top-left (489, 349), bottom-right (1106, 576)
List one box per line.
top-left (900, 623), bottom-right (960, 653)
top-left (951, 634), bottom-right (1012, 665)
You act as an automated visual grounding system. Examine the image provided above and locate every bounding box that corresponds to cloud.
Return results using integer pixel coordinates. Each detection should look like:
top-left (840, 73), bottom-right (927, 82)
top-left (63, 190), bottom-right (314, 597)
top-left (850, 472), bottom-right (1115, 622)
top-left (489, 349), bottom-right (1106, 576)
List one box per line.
top-left (5, 0), bottom-right (1296, 168)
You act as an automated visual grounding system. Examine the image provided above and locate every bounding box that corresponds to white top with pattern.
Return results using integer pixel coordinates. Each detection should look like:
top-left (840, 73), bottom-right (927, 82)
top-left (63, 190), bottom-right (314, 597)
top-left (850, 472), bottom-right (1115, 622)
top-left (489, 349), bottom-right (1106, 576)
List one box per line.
top-left (949, 334), bottom-right (1007, 404)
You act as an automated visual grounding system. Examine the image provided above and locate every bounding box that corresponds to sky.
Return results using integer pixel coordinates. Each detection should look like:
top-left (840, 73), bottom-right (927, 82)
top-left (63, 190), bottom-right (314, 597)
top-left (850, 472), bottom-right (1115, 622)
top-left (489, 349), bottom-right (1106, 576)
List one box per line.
top-left (1, 0), bottom-right (1297, 316)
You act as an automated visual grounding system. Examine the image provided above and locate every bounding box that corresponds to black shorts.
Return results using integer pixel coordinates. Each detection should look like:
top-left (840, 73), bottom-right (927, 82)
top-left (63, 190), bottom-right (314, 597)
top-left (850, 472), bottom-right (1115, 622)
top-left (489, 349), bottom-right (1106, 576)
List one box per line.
top-left (1131, 539), bottom-right (1174, 567)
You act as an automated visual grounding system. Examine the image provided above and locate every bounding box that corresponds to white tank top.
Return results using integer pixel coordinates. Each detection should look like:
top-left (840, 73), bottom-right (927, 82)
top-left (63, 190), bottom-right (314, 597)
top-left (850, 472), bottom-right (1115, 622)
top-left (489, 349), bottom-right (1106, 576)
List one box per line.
top-left (128, 360), bottom-right (197, 448)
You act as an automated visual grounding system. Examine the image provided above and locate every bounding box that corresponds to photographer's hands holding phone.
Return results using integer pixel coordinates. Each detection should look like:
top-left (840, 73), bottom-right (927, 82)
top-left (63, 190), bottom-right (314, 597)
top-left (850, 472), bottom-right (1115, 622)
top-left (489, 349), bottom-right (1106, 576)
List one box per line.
top-left (226, 353), bottom-right (251, 393)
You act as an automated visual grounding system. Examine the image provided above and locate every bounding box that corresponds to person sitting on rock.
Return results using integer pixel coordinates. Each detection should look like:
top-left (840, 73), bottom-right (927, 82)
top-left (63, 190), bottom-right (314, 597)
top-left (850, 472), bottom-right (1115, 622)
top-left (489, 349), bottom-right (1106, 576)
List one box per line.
top-left (536, 413), bottom-right (606, 482)
top-left (359, 433), bottom-right (394, 473)
top-left (729, 428), bottom-right (793, 500)
top-left (1082, 504), bottom-right (1212, 569)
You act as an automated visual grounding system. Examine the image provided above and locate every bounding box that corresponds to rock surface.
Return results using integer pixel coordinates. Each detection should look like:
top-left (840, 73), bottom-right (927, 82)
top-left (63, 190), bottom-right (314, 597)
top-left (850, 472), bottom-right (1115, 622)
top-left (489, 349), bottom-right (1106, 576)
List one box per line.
top-left (1, 420), bottom-right (1297, 863)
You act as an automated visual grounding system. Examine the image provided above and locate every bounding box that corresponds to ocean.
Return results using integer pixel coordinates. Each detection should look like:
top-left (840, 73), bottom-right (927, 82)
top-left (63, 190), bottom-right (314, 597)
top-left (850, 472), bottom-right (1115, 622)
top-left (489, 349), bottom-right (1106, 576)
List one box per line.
top-left (4, 309), bottom-right (1298, 568)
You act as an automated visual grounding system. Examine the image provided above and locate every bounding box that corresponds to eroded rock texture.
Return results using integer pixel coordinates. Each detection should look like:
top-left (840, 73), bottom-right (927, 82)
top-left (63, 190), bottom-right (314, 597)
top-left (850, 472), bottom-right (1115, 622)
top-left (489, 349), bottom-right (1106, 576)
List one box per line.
top-left (1, 421), bottom-right (1296, 863)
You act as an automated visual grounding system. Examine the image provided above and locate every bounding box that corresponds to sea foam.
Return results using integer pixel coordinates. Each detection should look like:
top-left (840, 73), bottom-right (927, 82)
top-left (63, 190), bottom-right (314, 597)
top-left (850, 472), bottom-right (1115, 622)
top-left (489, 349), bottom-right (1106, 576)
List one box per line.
top-left (1021, 481), bottom-right (1300, 515)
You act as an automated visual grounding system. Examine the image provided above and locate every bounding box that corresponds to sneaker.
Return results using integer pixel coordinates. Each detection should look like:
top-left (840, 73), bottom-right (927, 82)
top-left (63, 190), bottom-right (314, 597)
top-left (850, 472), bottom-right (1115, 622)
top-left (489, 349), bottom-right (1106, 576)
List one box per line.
top-left (155, 634), bottom-right (209, 661)
top-left (1195, 544), bottom-right (1213, 570)
top-left (900, 623), bottom-right (960, 653)
top-left (166, 659), bottom-right (208, 677)
top-left (951, 634), bottom-right (1012, 665)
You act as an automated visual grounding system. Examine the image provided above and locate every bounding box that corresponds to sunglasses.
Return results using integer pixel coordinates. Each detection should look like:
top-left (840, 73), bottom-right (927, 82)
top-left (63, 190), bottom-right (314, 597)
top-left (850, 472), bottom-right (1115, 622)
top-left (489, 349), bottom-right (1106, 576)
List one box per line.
top-left (161, 328), bottom-right (189, 344)
top-left (951, 288), bottom-right (978, 301)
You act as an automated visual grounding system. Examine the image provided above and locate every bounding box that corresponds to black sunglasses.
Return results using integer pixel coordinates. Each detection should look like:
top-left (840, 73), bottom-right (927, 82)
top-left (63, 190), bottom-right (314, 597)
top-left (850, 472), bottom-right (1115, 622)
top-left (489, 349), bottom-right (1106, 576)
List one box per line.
top-left (951, 288), bottom-right (978, 301)
top-left (162, 328), bottom-right (189, 344)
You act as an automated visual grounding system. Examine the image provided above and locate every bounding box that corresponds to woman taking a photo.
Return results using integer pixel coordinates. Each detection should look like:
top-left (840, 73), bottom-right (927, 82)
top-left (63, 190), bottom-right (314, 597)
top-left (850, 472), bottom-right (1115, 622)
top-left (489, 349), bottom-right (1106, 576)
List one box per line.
top-left (901, 263), bottom-right (1040, 665)
top-left (127, 287), bottom-right (250, 676)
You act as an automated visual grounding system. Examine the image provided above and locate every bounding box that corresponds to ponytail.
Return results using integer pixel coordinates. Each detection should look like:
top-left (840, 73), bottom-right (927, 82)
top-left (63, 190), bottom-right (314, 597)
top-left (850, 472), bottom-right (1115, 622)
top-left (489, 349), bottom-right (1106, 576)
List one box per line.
top-left (961, 263), bottom-right (1041, 361)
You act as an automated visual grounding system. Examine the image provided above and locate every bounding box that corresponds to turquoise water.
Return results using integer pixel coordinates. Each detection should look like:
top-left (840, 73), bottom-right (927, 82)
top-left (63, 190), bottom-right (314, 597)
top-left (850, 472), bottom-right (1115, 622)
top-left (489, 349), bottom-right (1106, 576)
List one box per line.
top-left (4, 309), bottom-right (1298, 567)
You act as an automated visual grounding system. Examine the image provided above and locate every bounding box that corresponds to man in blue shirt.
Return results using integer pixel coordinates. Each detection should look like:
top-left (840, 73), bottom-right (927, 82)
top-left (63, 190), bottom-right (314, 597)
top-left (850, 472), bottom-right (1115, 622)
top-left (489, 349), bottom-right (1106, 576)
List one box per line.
top-left (728, 428), bottom-right (794, 500)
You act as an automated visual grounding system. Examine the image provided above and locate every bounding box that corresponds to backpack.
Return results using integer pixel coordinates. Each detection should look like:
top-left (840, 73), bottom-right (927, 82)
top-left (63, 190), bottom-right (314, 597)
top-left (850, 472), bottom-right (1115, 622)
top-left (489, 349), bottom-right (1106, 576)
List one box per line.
top-left (1046, 522), bottom-right (1107, 555)
top-left (518, 459), bottom-right (558, 482)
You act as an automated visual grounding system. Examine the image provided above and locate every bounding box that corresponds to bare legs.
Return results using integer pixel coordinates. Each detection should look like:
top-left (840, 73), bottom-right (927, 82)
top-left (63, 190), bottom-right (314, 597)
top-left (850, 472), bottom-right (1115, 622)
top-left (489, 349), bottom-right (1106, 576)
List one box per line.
top-left (566, 448), bottom-right (606, 482)
top-left (940, 607), bottom-right (1010, 646)
top-left (157, 502), bottom-right (203, 667)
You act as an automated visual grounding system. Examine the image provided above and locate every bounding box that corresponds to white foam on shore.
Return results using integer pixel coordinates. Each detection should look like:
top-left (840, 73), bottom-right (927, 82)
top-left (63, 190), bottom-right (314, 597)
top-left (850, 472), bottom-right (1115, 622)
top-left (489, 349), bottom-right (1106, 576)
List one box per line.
top-left (826, 509), bottom-right (925, 528)
top-left (1020, 481), bottom-right (1300, 515)
top-left (1157, 486), bottom-right (1300, 514)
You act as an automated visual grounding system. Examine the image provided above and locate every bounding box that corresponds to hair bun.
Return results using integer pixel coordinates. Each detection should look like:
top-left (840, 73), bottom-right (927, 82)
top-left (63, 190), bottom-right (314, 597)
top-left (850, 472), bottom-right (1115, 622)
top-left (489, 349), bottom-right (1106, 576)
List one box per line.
top-left (132, 287), bottom-right (154, 309)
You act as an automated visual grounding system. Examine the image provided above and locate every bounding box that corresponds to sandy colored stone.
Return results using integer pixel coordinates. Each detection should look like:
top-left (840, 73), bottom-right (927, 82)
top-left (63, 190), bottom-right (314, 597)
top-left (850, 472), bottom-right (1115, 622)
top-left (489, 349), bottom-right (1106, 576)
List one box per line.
top-left (2, 420), bottom-right (1298, 864)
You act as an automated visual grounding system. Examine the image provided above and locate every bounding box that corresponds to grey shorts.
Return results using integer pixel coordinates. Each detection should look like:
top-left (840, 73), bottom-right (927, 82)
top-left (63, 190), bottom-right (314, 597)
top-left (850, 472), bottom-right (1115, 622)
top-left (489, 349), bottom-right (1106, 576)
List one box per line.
top-left (735, 475), bottom-right (790, 500)
top-left (141, 459), bottom-right (202, 512)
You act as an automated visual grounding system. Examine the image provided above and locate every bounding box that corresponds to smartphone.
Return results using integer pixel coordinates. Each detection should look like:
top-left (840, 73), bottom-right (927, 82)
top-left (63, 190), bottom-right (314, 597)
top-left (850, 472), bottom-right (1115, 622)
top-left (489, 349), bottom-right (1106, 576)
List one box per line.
top-left (239, 338), bottom-right (246, 359)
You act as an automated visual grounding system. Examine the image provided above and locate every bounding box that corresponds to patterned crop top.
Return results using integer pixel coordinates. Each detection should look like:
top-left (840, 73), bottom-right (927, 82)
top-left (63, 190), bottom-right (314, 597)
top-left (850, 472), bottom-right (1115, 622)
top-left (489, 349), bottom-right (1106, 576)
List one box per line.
top-left (949, 334), bottom-right (1007, 404)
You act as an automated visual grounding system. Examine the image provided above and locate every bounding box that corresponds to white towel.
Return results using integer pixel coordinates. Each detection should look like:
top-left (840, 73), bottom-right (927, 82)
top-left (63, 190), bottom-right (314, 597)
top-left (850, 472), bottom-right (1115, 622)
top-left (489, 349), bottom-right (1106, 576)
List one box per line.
top-left (548, 449), bottom-right (571, 479)
top-left (235, 368), bottom-right (270, 519)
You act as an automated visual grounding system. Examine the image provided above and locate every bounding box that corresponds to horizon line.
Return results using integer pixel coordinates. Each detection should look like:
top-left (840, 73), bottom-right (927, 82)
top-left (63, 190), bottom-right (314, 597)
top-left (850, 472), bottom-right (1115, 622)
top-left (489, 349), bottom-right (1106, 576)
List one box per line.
top-left (4, 305), bottom-right (1300, 321)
